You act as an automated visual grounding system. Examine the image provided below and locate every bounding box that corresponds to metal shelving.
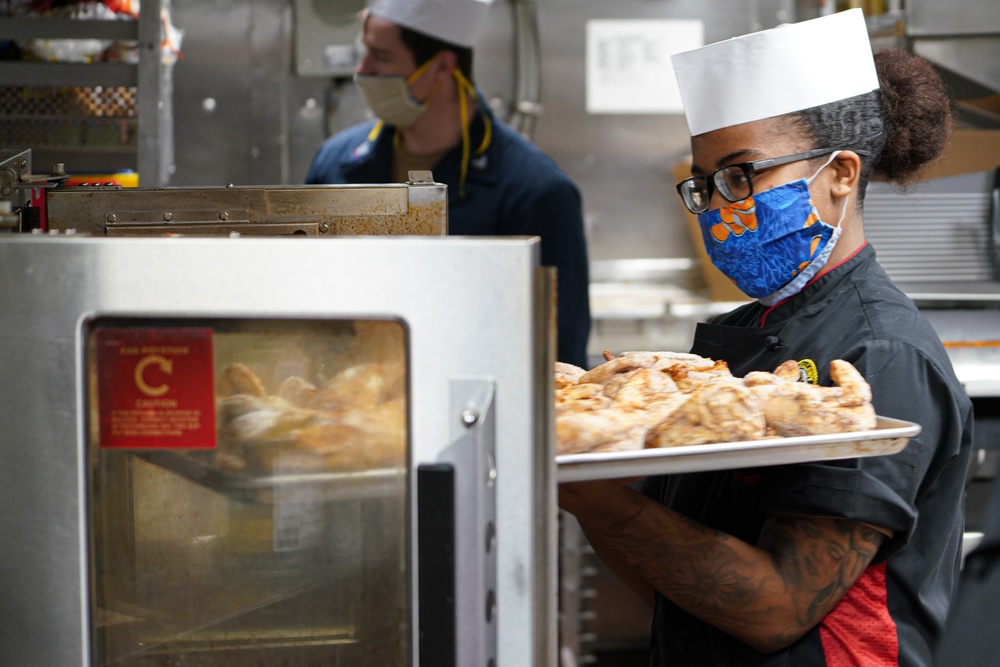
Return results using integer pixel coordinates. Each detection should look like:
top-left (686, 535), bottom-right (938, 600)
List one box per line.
top-left (0, 0), bottom-right (172, 185)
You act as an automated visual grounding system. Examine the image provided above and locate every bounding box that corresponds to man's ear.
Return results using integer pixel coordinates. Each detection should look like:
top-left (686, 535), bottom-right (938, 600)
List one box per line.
top-left (831, 150), bottom-right (863, 198)
top-left (434, 49), bottom-right (458, 77)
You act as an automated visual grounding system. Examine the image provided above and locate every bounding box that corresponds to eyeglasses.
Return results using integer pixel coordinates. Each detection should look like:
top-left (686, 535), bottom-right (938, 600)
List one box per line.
top-left (675, 148), bottom-right (868, 214)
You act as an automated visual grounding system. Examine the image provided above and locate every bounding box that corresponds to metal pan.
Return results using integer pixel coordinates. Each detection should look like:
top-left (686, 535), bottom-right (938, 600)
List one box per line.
top-left (133, 450), bottom-right (405, 505)
top-left (556, 416), bottom-right (920, 483)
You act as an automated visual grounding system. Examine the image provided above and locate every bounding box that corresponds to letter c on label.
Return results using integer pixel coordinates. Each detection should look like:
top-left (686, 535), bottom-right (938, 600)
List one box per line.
top-left (135, 355), bottom-right (173, 397)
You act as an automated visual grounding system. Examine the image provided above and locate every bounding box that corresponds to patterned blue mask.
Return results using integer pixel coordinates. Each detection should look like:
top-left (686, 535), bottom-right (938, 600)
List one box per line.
top-left (696, 153), bottom-right (845, 305)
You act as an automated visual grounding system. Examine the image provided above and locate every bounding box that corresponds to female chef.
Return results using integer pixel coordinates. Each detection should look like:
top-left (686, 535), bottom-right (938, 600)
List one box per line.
top-left (559, 9), bottom-right (974, 666)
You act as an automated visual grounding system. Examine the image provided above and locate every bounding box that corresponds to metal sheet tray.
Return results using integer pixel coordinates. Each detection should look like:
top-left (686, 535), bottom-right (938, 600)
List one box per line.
top-left (556, 416), bottom-right (920, 483)
top-left (134, 450), bottom-right (405, 505)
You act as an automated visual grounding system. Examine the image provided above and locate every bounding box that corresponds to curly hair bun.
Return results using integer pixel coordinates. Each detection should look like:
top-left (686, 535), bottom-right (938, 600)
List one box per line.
top-left (873, 49), bottom-right (953, 183)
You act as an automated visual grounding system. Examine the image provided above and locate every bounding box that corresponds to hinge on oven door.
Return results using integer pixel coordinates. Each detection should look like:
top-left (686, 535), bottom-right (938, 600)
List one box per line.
top-left (417, 379), bottom-right (498, 667)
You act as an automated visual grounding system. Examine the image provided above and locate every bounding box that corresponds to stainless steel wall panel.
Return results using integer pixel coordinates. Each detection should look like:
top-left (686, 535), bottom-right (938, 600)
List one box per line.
top-left (865, 173), bottom-right (997, 285)
top-left (523, 0), bottom-right (791, 261)
top-left (913, 37), bottom-right (1000, 98)
top-left (907, 0), bottom-right (1000, 37)
top-left (168, 0), bottom-right (795, 262)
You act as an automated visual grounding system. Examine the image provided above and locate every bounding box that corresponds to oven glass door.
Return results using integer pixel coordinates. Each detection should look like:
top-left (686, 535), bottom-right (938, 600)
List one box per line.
top-left (85, 317), bottom-right (409, 666)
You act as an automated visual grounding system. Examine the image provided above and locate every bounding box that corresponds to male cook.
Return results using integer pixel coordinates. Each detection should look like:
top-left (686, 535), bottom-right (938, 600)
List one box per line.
top-left (306, 0), bottom-right (591, 368)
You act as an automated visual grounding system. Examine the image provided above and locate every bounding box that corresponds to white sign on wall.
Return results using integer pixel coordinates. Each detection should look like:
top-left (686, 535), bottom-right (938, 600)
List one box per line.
top-left (586, 19), bottom-right (704, 114)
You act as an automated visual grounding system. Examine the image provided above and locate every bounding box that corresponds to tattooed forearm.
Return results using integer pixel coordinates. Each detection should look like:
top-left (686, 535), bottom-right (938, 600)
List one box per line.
top-left (758, 513), bottom-right (885, 633)
top-left (588, 502), bottom-right (886, 652)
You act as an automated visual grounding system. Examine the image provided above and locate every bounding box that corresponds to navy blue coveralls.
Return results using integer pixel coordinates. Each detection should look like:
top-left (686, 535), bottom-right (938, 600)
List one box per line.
top-left (305, 98), bottom-right (592, 368)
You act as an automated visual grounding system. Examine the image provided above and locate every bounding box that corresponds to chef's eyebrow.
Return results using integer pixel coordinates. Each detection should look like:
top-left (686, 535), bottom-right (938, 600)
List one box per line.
top-left (691, 149), bottom-right (764, 175)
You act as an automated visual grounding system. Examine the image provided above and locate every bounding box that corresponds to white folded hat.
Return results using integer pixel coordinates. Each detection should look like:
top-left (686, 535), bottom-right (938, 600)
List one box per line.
top-left (671, 8), bottom-right (880, 137)
top-left (368, 0), bottom-right (493, 48)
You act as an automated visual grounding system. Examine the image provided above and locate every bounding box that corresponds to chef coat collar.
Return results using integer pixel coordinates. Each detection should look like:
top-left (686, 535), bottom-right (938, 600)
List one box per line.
top-left (757, 242), bottom-right (873, 328)
top-left (690, 244), bottom-right (877, 377)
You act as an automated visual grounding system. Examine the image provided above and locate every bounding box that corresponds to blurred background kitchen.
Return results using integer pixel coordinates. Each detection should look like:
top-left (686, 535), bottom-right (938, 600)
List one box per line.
top-left (2, 1), bottom-right (999, 664)
top-left (4, 0), bottom-right (999, 365)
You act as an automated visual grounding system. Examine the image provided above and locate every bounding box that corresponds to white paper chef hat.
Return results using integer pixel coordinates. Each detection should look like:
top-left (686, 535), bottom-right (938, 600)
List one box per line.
top-left (671, 9), bottom-right (879, 137)
top-left (368, 0), bottom-right (493, 48)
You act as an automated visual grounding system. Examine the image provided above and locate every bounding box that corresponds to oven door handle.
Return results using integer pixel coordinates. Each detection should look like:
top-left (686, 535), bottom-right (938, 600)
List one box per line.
top-left (417, 462), bottom-right (457, 667)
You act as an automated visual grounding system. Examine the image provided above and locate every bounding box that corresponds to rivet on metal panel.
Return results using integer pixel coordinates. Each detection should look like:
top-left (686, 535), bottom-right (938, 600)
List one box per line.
top-left (106, 213), bottom-right (117, 223)
top-left (219, 211), bottom-right (229, 221)
top-left (486, 451), bottom-right (496, 488)
top-left (485, 589), bottom-right (496, 623)
top-left (163, 212), bottom-right (173, 222)
top-left (319, 222), bottom-right (330, 233)
top-left (485, 521), bottom-right (496, 554)
top-left (461, 408), bottom-right (479, 427)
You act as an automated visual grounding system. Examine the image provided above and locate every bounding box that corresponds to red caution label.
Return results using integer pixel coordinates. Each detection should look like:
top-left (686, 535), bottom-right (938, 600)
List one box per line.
top-left (95, 328), bottom-right (216, 449)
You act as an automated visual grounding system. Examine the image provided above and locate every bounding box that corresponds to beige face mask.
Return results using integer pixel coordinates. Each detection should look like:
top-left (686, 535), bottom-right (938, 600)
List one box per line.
top-left (354, 59), bottom-right (434, 129)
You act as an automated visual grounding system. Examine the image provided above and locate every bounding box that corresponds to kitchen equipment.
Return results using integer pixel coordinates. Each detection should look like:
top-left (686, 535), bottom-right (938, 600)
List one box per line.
top-left (0, 234), bottom-right (556, 667)
top-left (44, 172), bottom-right (447, 236)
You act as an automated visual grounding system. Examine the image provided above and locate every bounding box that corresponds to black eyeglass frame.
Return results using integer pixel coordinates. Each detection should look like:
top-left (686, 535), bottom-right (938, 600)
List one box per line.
top-left (675, 147), bottom-right (871, 214)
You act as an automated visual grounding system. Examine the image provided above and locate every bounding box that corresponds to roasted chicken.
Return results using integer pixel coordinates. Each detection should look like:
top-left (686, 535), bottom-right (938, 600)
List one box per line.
top-left (555, 350), bottom-right (877, 455)
top-left (214, 361), bottom-right (406, 474)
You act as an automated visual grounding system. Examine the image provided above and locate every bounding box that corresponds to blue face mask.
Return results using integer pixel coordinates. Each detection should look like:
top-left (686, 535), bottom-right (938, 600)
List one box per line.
top-left (696, 152), bottom-right (846, 305)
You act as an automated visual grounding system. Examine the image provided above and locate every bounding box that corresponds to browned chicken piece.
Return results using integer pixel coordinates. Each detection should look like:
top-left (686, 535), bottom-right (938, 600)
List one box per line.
top-left (605, 368), bottom-right (680, 409)
top-left (648, 352), bottom-right (720, 372)
top-left (277, 375), bottom-right (318, 408)
top-left (580, 350), bottom-right (718, 387)
top-left (219, 362), bottom-right (267, 398)
top-left (644, 382), bottom-right (767, 448)
top-left (556, 383), bottom-right (612, 414)
top-left (747, 359), bottom-right (876, 436)
top-left (633, 392), bottom-right (692, 428)
top-left (579, 352), bottom-right (662, 386)
top-left (555, 409), bottom-right (648, 455)
top-left (665, 361), bottom-right (737, 393)
top-left (215, 394), bottom-right (327, 471)
top-left (773, 359), bottom-right (803, 382)
top-left (308, 362), bottom-right (392, 412)
top-left (217, 394), bottom-right (321, 445)
top-left (555, 362), bottom-right (587, 389)
top-left (742, 371), bottom-right (786, 387)
top-left (295, 398), bottom-right (407, 472)
top-left (380, 362), bottom-right (408, 404)
top-left (743, 361), bottom-right (801, 386)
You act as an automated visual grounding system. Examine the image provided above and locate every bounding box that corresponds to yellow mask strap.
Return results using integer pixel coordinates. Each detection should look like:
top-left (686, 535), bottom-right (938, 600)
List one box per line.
top-left (406, 58), bottom-right (435, 85)
top-left (454, 69), bottom-right (492, 197)
top-left (371, 63), bottom-right (492, 195)
top-left (367, 119), bottom-right (384, 143)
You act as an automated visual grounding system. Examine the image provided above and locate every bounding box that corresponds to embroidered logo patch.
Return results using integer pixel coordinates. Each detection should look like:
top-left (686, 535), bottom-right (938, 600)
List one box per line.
top-left (797, 359), bottom-right (819, 385)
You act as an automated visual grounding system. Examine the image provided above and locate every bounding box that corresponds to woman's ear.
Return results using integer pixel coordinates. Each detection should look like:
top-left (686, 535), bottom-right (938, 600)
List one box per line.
top-left (831, 150), bottom-right (862, 198)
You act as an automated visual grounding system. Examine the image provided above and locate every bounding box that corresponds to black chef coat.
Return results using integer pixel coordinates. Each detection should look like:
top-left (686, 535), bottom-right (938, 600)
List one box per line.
top-left (643, 243), bottom-right (973, 666)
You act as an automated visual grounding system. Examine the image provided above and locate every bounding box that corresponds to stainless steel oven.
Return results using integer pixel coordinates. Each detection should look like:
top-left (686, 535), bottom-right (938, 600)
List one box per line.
top-left (0, 234), bottom-right (556, 667)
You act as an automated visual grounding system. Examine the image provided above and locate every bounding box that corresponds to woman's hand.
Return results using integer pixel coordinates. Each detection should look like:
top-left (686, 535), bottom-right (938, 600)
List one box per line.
top-left (558, 477), bottom-right (646, 532)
